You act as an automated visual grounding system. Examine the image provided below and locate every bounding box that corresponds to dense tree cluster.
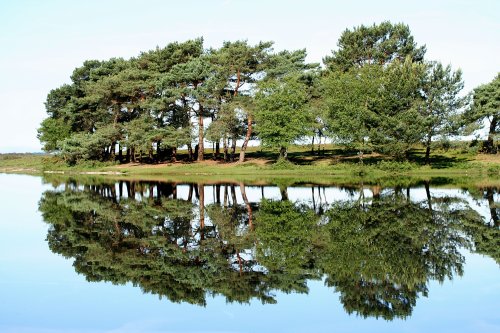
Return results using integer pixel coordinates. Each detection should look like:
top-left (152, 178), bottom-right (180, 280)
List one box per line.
top-left (38, 22), bottom-right (498, 164)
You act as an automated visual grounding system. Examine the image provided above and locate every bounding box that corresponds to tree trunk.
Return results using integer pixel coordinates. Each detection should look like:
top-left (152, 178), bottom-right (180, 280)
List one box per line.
top-left (118, 144), bottom-right (123, 162)
top-left (131, 147), bottom-right (136, 163)
top-left (194, 144), bottom-right (199, 160)
top-left (280, 186), bottom-right (288, 201)
top-left (424, 181), bottom-right (432, 212)
top-left (171, 147), bottom-right (177, 162)
top-left (279, 146), bottom-right (288, 159)
top-left (317, 135), bottom-right (321, 155)
top-left (215, 141), bottom-right (220, 160)
top-left (110, 142), bottom-right (116, 161)
top-left (425, 134), bottom-right (432, 165)
top-left (194, 183), bottom-right (199, 200)
top-left (486, 188), bottom-right (499, 226)
top-left (198, 108), bottom-right (204, 161)
top-left (371, 186), bottom-right (381, 199)
top-left (311, 187), bottom-right (316, 211)
top-left (156, 141), bottom-right (162, 162)
top-left (199, 184), bottom-right (205, 241)
top-left (311, 136), bottom-right (315, 153)
top-left (240, 183), bottom-right (253, 230)
top-left (486, 116), bottom-right (498, 153)
top-left (230, 185), bottom-right (237, 205)
top-left (239, 114), bottom-right (253, 162)
top-left (223, 136), bottom-right (228, 162)
top-left (224, 185), bottom-right (228, 208)
top-left (188, 143), bottom-right (193, 161)
top-left (215, 184), bottom-right (221, 204)
top-left (188, 184), bottom-right (193, 202)
top-left (231, 140), bottom-right (236, 162)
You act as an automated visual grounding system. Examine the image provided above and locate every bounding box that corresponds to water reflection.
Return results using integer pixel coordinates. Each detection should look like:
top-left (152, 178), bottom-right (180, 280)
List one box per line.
top-left (38, 179), bottom-right (499, 320)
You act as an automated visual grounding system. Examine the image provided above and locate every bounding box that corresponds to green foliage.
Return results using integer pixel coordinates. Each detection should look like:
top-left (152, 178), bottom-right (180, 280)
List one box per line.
top-left (59, 124), bottom-right (121, 164)
top-left (322, 64), bottom-right (383, 153)
top-left (369, 59), bottom-right (427, 158)
top-left (270, 158), bottom-right (297, 170)
top-left (419, 62), bottom-right (465, 161)
top-left (324, 21), bottom-right (426, 71)
top-left (255, 199), bottom-right (319, 274)
top-left (465, 73), bottom-right (500, 153)
top-left (37, 117), bottom-right (71, 152)
top-left (255, 74), bottom-right (313, 156)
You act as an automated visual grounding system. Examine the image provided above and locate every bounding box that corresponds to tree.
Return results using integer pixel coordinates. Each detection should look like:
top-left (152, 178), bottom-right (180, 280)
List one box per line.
top-left (255, 74), bottom-right (313, 159)
top-left (465, 73), bottom-right (500, 153)
top-left (369, 58), bottom-right (427, 159)
top-left (37, 117), bottom-right (71, 152)
top-left (210, 41), bottom-right (273, 162)
top-left (420, 62), bottom-right (465, 163)
top-left (166, 56), bottom-right (222, 161)
top-left (321, 64), bottom-right (383, 161)
top-left (323, 22), bottom-right (428, 160)
top-left (324, 21), bottom-right (426, 72)
top-left (59, 123), bottom-right (122, 164)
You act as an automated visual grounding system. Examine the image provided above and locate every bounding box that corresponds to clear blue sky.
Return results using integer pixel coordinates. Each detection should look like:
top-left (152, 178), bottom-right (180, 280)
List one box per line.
top-left (0, 0), bottom-right (499, 153)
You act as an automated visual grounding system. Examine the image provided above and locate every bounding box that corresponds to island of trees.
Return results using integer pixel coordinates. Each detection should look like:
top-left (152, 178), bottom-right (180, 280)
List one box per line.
top-left (37, 22), bottom-right (500, 166)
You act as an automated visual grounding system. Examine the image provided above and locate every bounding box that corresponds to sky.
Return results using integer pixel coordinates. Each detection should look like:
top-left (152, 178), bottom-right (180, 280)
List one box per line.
top-left (0, 0), bottom-right (499, 153)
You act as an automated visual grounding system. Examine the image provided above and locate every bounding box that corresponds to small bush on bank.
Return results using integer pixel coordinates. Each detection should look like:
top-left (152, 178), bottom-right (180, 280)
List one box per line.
top-left (271, 158), bottom-right (297, 170)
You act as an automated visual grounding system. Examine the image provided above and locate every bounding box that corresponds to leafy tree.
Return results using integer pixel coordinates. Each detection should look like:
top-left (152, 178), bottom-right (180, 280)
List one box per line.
top-left (324, 21), bottom-right (426, 71)
top-left (208, 41), bottom-right (274, 162)
top-left (37, 117), bottom-right (71, 152)
top-left (322, 22), bottom-right (428, 160)
top-left (255, 73), bottom-right (314, 159)
top-left (165, 55), bottom-right (223, 161)
top-left (124, 116), bottom-right (155, 162)
top-left (419, 62), bottom-right (465, 163)
top-left (59, 124), bottom-right (122, 164)
top-left (465, 73), bottom-right (500, 153)
top-left (369, 58), bottom-right (427, 159)
top-left (321, 64), bottom-right (383, 161)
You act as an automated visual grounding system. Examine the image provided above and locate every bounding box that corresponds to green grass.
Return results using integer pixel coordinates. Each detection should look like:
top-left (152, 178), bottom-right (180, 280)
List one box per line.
top-left (1, 145), bottom-right (498, 182)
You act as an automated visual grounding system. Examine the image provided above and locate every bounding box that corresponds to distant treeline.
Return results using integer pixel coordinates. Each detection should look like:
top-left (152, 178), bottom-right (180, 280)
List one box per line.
top-left (37, 21), bottom-right (500, 165)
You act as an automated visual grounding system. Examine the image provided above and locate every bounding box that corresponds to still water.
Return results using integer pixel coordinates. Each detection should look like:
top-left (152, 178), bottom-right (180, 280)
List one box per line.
top-left (0, 173), bottom-right (498, 333)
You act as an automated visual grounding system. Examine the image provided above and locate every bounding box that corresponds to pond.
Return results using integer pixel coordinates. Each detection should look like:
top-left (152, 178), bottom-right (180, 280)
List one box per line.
top-left (0, 173), bottom-right (498, 333)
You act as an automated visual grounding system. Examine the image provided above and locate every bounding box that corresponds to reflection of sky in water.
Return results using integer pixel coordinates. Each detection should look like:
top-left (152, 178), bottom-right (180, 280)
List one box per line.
top-left (0, 174), bottom-right (498, 333)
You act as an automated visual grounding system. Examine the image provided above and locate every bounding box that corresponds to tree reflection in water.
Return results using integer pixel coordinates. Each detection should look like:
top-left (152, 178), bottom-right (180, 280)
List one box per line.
top-left (38, 179), bottom-right (499, 319)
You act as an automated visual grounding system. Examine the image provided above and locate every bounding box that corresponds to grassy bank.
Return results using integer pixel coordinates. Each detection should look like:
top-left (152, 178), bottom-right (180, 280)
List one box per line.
top-left (1, 145), bottom-right (499, 182)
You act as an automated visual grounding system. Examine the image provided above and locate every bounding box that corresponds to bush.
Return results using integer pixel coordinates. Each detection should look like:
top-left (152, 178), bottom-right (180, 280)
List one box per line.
top-left (271, 158), bottom-right (296, 170)
top-left (487, 165), bottom-right (500, 175)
